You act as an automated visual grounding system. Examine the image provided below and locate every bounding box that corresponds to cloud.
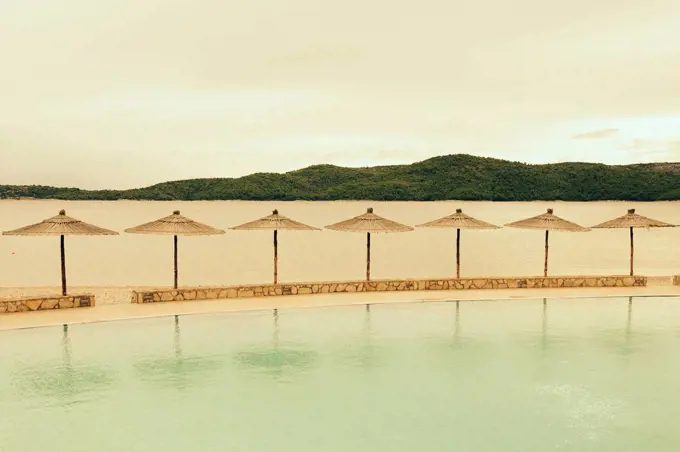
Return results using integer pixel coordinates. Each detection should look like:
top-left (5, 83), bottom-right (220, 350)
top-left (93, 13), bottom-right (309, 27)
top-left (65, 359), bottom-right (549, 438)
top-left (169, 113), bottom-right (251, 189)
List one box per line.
top-left (270, 47), bottom-right (362, 68)
top-left (3, 0), bottom-right (680, 188)
top-left (571, 129), bottom-right (619, 140)
top-left (315, 148), bottom-right (427, 167)
top-left (616, 138), bottom-right (680, 161)
top-left (617, 139), bottom-right (680, 150)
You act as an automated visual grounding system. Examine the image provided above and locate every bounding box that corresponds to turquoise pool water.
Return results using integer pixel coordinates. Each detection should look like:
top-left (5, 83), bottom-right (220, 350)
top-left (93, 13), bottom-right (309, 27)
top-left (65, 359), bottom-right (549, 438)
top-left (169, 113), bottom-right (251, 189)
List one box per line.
top-left (2, 297), bottom-right (680, 451)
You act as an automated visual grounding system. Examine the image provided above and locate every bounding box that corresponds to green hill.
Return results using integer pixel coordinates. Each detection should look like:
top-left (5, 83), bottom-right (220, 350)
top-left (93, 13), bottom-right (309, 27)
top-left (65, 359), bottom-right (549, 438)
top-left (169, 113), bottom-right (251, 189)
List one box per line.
top-left (3, 154), bottom-right (680, 201)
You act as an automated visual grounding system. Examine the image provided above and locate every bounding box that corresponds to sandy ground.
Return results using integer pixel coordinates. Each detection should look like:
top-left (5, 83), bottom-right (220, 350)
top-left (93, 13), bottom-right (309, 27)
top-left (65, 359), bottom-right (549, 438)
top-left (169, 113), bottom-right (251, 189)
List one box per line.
top-left (2, 284), bottom-right (680, 331)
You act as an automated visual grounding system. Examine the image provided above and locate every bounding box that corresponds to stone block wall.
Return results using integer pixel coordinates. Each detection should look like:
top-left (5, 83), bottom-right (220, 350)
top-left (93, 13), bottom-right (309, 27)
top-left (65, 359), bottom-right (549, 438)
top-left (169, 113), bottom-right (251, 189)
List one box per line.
top-left (131, 275), bottom-right (646, 304)
top-left (0, 294), bottom-right (95, 314)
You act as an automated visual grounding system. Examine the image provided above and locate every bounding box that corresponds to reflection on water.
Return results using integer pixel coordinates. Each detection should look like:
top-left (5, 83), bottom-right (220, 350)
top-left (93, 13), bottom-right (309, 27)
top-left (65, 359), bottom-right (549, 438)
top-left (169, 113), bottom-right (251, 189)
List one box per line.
top-left (10, 327), bottom-right (116, 401)
top-left (11, 363), bottom-right (116, 401)
top-left (134, 316), bottom-right (223, 388)
top-left (233, 348), bottom-right (317, 376)
top-left (334, 304), bottom-right (387, 370)
top-left (233, 309), bottom-right (317, 379)
top-left (2, 297), bottom-right (680, 452)
top-left (627, 296), bottom-right (633, 337)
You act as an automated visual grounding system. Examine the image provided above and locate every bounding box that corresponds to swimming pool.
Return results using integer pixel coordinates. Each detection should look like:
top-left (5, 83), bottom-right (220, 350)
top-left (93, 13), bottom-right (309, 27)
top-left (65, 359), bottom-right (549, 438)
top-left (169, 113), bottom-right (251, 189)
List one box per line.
top-left (2, 296), bottom-right (680, 451)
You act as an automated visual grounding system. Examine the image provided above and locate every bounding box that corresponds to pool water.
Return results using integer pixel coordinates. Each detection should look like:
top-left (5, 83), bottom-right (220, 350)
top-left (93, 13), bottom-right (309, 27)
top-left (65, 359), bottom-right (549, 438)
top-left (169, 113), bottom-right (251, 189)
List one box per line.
top-left (2, 297), bottom-right (680, 451)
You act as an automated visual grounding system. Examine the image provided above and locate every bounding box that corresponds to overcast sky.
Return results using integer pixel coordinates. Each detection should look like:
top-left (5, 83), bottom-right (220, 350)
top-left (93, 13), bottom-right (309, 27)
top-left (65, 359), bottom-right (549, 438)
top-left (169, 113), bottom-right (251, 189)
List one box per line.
top-left (2, 0), bottom-right (680, 189)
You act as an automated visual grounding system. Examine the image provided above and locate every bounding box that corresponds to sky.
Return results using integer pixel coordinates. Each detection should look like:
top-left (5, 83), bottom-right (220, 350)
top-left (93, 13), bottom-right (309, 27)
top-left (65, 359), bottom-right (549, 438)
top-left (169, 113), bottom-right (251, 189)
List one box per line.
top-left (1, 0), bottom-right (680, 189)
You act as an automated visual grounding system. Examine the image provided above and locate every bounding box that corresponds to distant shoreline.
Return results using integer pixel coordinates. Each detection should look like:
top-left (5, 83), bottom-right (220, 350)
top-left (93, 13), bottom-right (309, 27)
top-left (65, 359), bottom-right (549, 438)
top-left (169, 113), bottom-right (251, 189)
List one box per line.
top-left (3, 154), bottom-right (680, 201)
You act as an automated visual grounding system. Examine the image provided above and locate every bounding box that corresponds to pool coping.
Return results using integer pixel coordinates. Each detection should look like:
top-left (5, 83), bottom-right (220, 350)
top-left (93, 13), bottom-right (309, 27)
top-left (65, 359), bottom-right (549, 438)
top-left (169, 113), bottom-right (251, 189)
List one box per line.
top-left (2, 285), bottom-right (680, 332)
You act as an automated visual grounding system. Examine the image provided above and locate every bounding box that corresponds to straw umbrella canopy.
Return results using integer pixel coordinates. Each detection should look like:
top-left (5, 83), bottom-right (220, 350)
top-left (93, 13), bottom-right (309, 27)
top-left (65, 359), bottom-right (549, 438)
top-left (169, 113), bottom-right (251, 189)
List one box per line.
top-left (125, 210), bottom-right (225, 289)
top-left (505, 208), bottom-right (589, 277)
top-left (590, 209), bottom-right (675, 276)
top-left (417, 208), bottom-right (499, 278)
top-left (3, 209), bottom-right (118, 296)
top-left (325, 207), bottom-right (414, 281)
top-left (230, 209), bottom-right (320, 284)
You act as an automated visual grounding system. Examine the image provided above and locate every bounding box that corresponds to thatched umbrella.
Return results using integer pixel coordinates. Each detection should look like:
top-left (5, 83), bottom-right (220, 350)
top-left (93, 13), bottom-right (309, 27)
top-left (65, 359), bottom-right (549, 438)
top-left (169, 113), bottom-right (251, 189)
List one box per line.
top-left (125, 210), bottom-right (225, 289)
top-left (590, 209), bottom-right (675, 276)
top-left (505, 208), bottom-right (589, 276)
top-left (325, 207), bottom-right (414, 281)
top-left (417, 208), bottom-right (499, 278)
top-left (230, 209), bottom-right (320, 284)
top-left (2, 209), bottom-right (118, 296)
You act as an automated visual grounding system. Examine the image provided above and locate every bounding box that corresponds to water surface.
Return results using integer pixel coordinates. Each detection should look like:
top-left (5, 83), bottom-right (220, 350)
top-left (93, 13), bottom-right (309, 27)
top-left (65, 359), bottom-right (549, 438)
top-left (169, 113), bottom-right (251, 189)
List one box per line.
top-left (1, 296), bottom-right (679, 451)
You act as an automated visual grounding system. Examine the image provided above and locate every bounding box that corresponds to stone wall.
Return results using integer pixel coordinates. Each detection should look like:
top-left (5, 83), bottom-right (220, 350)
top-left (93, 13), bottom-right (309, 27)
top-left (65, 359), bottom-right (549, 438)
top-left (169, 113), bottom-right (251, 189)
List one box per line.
top-left (0, 294), bottom-right (95, 314)
top-left (673, 275), bottom-right (680, 285)
top-left (131, 275), bottom-right (646, 304)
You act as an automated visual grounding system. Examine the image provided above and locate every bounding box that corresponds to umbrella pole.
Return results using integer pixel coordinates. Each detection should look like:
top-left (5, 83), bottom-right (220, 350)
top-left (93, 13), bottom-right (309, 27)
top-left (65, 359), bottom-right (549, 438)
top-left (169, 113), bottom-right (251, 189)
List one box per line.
top-left (366, 232), bottom-right (371, 281)
top-left (274, 229), bottom-right (278, 285)
top-left (544, 230), bottom-right (549, 277)
top-left (60, 234), bottom-right (67, 296)
top-left (174, 235), bottom-right (178, 290)
top-left (630, 226), bottom-right (634, 276)
top-left (456, 228), bottom-right (461, 279)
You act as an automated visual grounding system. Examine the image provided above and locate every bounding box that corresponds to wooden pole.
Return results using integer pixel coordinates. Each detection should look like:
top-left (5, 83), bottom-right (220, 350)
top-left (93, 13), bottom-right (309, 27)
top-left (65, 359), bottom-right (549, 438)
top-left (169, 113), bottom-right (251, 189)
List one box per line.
top-left (60, 234), bottom-right (67, 296)
top-left (544, 230), bottom-right (549, 277)
top-left (366, 232), bottom-right (371, 281)
top-left (629, 226), bottom-right (634, 276)
top-left (173, 234), bottom-right (178, 289)
top-left (456, 228), bottom-right (461, 279)
top-left (274, 229), bottom-right (279, 284)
